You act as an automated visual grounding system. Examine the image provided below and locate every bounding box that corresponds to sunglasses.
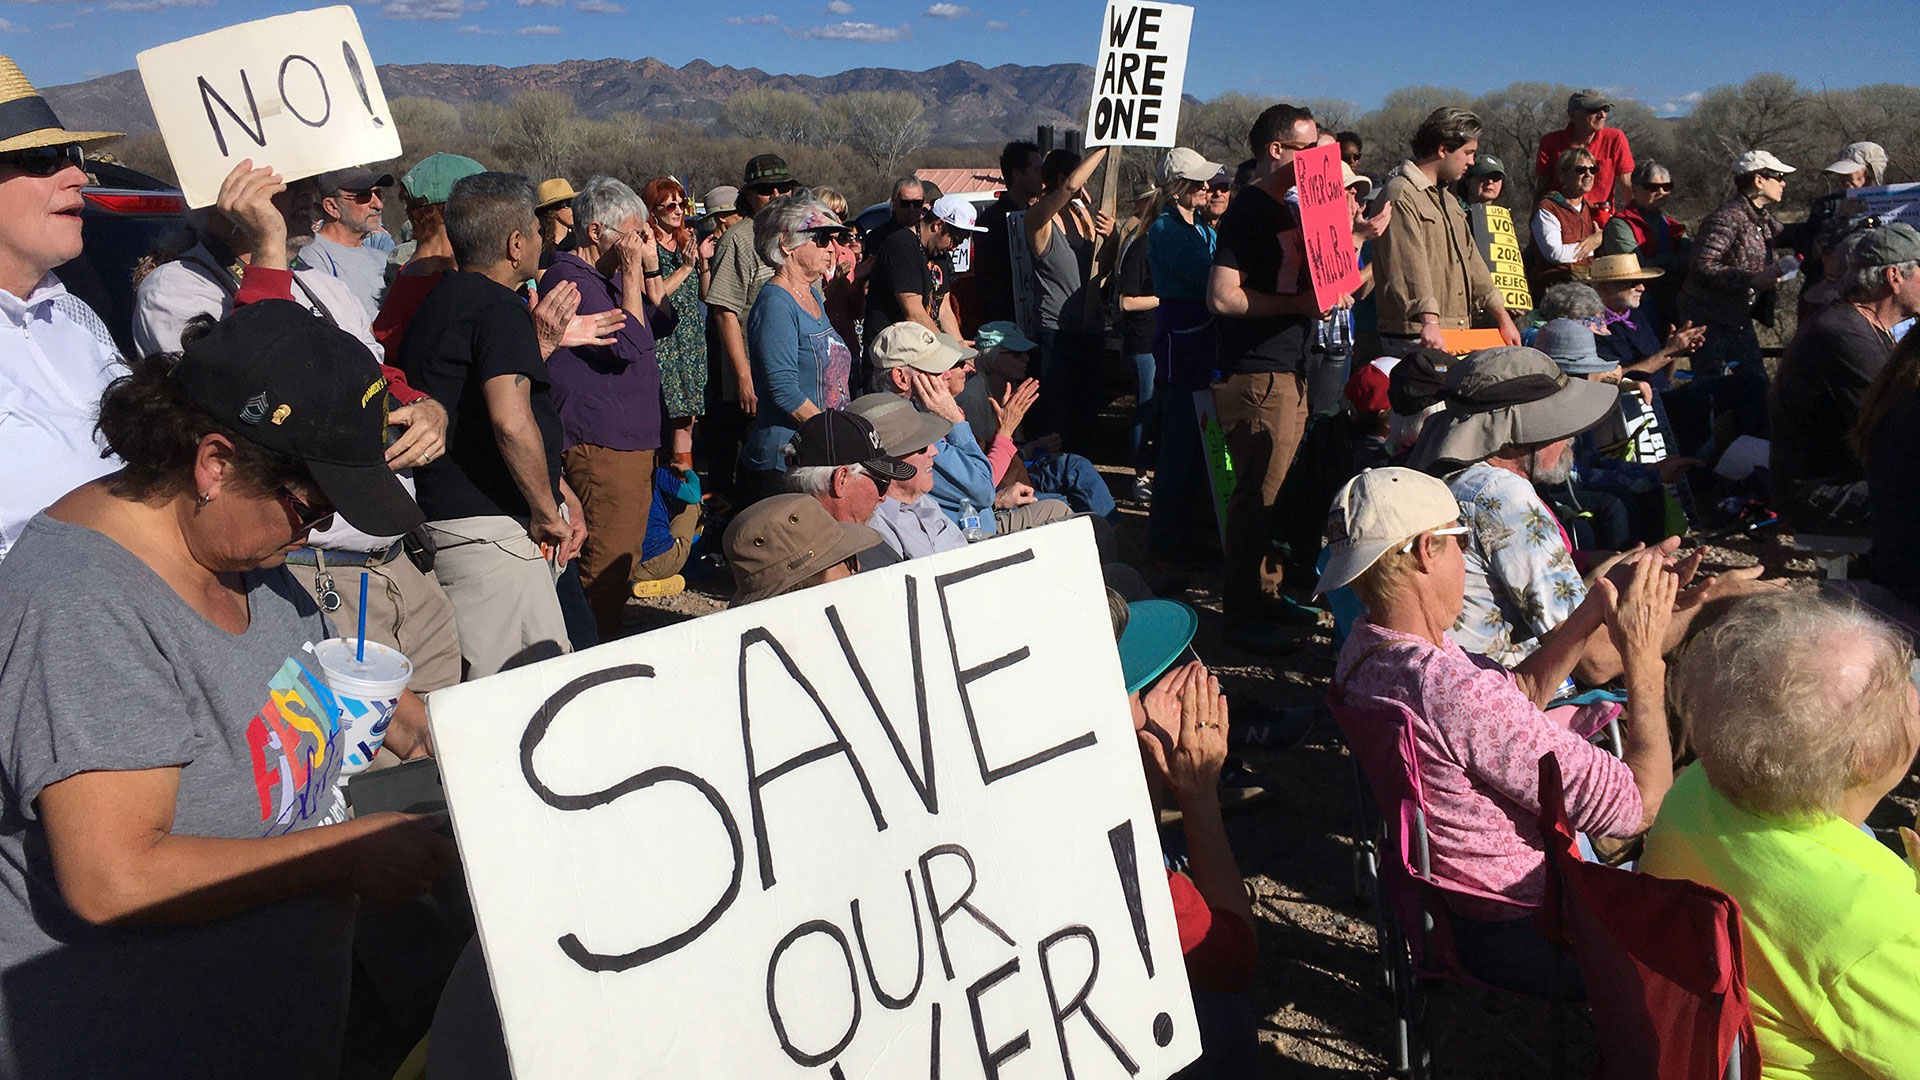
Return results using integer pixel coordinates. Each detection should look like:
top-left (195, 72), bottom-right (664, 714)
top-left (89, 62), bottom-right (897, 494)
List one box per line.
top-left (749, 181), bottom-right (798, 196)
top-left (1400, 524), bottom-right (1469, 554)
top-left (895, 198), bottom-right (925, 208)
top-left (1206, 182), bottom-right (1231, 193)
top-left (0, 143), bottom-right (84, 178)
top-left (276, 486), bottom-right (336, 534)
top-left (1572, 166), bottom-right (1598, 176)
top-left (1644, 182), bottom-right (1673, 192)
top-left (1278, 139), bottom-right (1318, 152)
top-left (1758, 171), bottom-right (1786, 182)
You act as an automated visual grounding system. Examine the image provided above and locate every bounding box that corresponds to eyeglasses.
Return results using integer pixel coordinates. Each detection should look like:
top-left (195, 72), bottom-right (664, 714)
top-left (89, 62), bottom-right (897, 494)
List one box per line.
top-left (1399, 524), bottom-right (1469, 554)
top-left (0, 143), bottom-right (84, 178)
top-left (335, 188), bottom-right (380, 203)
top-left (1278, 139), bottom-right (1318, 152)
top-left (1572, 166), bottom-right (1598, 176)
top-left (276, 486), bottom-right (336, 534)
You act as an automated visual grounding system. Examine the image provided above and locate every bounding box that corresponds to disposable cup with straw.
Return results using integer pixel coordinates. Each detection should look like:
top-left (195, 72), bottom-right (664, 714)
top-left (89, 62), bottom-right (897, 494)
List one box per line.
top-left (314, 571), bottom-right (413, 777)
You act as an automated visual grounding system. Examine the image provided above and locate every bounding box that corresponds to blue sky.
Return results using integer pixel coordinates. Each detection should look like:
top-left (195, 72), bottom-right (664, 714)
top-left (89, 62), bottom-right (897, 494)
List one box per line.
top-left (7, 0), bottom-right (1905, 118)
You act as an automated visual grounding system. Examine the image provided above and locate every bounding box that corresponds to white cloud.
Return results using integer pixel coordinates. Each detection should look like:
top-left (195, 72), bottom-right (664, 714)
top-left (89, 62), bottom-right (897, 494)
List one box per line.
top-left (574, 0), bottom-right (622, 10)
top-left (517, 0), bottom-right (562, 5)
top-left (1655, 90), bottom-right (1706, 118)
top-left (795, 19), bottom-right (909, 40)
top-left (0, 18), bottom-right (23, 31)
top-left (380, 0), bottom-right (465, 18)
top-left (726, 12), bottom-right (777, 23)
top-left (923, 2), bottom-right (967, 16)
top-left (825, 0), bottom-right (854, 12)
top-left (104, 0), bottom-right (210, 9)
top-left (46, 20), bottom-right (74, 28)
top-left (455, 22), bottom-right (501, 32)
top-left (517, 21), bottom-right (561, 32)
top-left (984, 18), bottom-right (1007, 29)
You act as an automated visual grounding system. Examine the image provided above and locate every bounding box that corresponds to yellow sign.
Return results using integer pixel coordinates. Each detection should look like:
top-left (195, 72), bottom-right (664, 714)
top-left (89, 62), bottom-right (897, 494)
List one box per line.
top-left (1471, 203), bottom-right (1533, 314)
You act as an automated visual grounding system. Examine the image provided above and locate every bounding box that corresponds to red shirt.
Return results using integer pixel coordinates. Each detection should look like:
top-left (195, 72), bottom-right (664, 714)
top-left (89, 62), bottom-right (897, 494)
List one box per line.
top-left (1168, 868), bottom-right (1257, 993)
top-left (1535, 126), bottom-right (1634, 209)
top-left (372, 271), bottom-right (444, 363)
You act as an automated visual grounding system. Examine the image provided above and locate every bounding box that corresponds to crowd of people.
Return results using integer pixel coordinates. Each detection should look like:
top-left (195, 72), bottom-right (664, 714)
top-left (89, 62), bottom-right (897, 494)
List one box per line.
top-left (0, 44), bottom-right (1917, 1077)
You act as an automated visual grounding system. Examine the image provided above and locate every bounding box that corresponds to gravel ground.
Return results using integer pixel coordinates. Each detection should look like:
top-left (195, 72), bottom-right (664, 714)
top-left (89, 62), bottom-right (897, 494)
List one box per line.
top-left (619, 459), bottom-right (1916, 1078)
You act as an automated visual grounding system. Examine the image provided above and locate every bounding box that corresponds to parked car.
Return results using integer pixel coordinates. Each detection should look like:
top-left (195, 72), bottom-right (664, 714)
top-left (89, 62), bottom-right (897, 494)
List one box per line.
top-left (56, 161), bottom-right (186, 357)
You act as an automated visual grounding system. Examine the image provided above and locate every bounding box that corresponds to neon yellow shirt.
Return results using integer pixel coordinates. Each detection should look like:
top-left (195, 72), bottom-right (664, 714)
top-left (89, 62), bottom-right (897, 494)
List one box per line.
top-left (1640, 766), bottom-right (1920, 1080)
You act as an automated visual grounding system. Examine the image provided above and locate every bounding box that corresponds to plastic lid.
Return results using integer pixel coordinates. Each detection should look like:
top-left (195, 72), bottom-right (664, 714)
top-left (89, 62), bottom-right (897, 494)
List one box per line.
top-left (314, 638), bottom-right (413, 697)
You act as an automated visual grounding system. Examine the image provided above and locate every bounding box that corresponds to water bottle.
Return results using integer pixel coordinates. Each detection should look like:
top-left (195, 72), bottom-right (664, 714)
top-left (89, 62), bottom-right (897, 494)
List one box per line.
top-left (960, 501), bottom-right (987, 543)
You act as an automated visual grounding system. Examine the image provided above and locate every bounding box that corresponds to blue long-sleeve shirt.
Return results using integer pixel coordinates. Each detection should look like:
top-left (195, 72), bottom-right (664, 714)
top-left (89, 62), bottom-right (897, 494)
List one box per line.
top-left (926, 419), bottom-right (1000, 536)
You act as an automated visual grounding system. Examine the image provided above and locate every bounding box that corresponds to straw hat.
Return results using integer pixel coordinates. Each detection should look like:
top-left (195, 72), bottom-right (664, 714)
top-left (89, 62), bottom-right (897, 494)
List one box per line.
top-left (0, 56), bottom-right (121, 154)
top-left (1584, 252), bottom-right (1664, 283)
top-left (534, 177), bottom-right (577, 211)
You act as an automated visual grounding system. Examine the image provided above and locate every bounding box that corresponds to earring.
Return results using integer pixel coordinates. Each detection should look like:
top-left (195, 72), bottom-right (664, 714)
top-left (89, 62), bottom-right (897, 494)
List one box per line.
top-left (195, 491), bottom-right (211, 508)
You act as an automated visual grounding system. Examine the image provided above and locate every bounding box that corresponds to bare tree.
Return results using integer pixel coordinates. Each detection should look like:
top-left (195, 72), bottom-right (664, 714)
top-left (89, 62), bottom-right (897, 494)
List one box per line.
top-left (824, 91), bottom-right (928, 177)
top-left (1176, 91), bottom-right (1275, 165)
top-left (1355, 85), bottom-right (1475, 168)
top-left (724, 88), bottom-right (827, 146)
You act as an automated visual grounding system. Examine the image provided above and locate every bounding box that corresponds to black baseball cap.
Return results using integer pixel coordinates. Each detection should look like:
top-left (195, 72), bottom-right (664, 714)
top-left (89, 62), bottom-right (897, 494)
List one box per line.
top-left (171, 300), bottom-right (423, 536)
top-left (315, 166), bottom-right (394, 193)
top-left (786, 410), bottom-right (916, 482)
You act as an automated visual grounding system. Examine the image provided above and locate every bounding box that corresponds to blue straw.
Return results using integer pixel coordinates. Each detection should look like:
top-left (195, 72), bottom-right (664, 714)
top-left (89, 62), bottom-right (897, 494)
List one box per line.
top-left (356, 571), bottom-right (369, 662)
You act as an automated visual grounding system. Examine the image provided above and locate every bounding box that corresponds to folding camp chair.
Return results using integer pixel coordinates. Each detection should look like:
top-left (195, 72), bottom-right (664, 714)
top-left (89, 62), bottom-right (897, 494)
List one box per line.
top-left (1328, 688), bottom-right (1573, 1079)
top-left (1534, 755), bottom-right (1760, 1080)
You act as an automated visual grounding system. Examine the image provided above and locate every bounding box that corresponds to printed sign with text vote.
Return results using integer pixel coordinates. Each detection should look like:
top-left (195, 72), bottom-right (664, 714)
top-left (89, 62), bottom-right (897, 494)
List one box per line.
top-left (431, 520), bottom-right (1202, 1079)
top-left (137, 6), bottom-right (400, 209)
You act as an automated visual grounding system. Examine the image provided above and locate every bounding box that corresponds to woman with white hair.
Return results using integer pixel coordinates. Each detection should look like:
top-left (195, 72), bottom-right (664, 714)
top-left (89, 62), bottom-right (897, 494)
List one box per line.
top-left (1325, 466), bottom-right (1677, 997)
top-left (541, 174), bottom-right (669, 639)
top-left (1642, 591), bottom-right (1920, 1078)
top-left (738, 193), bottom-right (855, 505)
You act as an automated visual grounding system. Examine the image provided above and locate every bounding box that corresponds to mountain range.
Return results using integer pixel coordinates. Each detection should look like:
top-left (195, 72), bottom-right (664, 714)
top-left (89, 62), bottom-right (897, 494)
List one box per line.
top-left (44, 56), bottom-right (1101, 146)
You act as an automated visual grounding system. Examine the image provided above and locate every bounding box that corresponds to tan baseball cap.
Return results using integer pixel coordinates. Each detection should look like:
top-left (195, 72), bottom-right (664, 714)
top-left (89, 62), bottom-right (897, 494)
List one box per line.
top-left (724, 494), bottom-right (883, 605)
top-left (1162, 146), bottom-right (1225, 183)
top-left (1731, 150), bottom-right (1795, 176)
top-left (870, 322), bottom-right (977, 374)
top-left (1315, 468), bottom-right (1466, 596)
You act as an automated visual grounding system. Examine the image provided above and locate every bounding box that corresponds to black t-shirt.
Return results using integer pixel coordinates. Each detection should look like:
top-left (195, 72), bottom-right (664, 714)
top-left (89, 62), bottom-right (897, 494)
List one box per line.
top-left (396, 271), bottom-right (564, 521)
top-left (1770, 302), bottom-right (1891, 490)
top-left (1212, 185), bottom-right (1313, 376)
top-left (1116, 232), bottom-right (1155, 355)
top-left (972, 194), bottom-right (1019, 325)
top-left (862, 221), bottom-right (933, 348)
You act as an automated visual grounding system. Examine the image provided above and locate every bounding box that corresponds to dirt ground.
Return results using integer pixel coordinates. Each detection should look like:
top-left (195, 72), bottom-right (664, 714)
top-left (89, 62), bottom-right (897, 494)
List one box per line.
top-left (622, 448), bottom-right (1917, 1079)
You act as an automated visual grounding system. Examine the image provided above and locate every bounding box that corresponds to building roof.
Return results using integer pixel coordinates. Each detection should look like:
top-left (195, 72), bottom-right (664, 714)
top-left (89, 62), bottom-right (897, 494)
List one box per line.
top-left (913, 168), bottom-right (1004, 195)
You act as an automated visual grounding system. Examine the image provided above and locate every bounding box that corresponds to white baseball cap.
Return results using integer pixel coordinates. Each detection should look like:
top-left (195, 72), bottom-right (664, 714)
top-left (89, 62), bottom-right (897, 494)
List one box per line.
top-left (1314, 468), bottom-right (1467, 596)
top-left (871, 322), bottom-right (977, 373)
top-left (930, 194), bottom-right (986, 233)
top-left (1161, 146), bottom-right (1225, 184)
top-left (1730, 149), bottom-right (1795, 176)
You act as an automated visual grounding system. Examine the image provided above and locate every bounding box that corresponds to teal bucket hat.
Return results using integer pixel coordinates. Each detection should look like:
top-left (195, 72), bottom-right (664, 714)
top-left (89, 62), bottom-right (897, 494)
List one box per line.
top-left (1120, 599), bottom-right (1199, 694)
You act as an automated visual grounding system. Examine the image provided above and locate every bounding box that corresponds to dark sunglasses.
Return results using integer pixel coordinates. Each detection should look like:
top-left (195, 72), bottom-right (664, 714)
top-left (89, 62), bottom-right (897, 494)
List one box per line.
top-left (895, 198), bottom-right (925, 208)
top-left (276, 486), bottom-right (337, 533)
top-left (1572, 165), bottom-right (1598, 176)
top-left (0, 143), bottom-right (84, 178)
top-left (1644, 182), bottom-right (1673, 192)
top-left (1206, 182), bottom-right (1231, 192)
top-left (749, 181), bottom-right (798, 196)
top-left (1758, 171), bottom-right (1786, 181)
top-left (335, 188), bottom-right (381, 203)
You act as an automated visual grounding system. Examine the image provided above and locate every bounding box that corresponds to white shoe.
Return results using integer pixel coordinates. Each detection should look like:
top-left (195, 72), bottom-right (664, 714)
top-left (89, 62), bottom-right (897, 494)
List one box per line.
top-left (1132, 476), bottom-right (1153, 503)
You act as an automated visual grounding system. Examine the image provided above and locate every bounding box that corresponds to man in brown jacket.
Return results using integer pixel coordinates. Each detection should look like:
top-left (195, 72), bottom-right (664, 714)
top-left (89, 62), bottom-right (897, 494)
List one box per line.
top-left (1373, 107), bottom-right (1522, 359)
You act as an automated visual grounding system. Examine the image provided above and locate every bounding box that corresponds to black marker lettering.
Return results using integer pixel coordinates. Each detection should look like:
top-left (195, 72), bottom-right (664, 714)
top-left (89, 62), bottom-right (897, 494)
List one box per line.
top-left (851, 870), bottom-right (927, 1010)
top-left (1106, 822), bottom-right (1154, 977)
top-left (1135, 6), bottom-right (1162, 48)
top-left (1116, 52), bottom-right (1141, 95)
top-left (1038, 926), bottom-right (1138, 1078)
top-left (341, 40), bottom-right (384, 126)
top-left (197, 72), bottom-right (265, 158)
top-left (766, 920), bottom-right (862, 1067)
top-left (277, 55), bottom-right (331, 129)
top-left (966, 958), bottom-right (1031, 1079)
top-left (520, 664), bottom-right (744, 973)
top-left (827, 580), bottom-right (938, 814)
top-left (919, 844), bottom-right (1015, 981)
top-left (740, 627), bottom-right (887, 890)
top-left (935, 550), bottom-right (1097, 784)
top-left (1104, 5), bottom-right (1137, 48)
top-left (1140, 54), bottom-right (1167, 96)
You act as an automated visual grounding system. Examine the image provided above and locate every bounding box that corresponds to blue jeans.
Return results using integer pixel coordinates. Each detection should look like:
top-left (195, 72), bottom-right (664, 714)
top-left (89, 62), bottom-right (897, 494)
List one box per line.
top-left (1129, 351), bottom-right (1157, 472)
top-left (1029, 451), bottom-right (1117, 518)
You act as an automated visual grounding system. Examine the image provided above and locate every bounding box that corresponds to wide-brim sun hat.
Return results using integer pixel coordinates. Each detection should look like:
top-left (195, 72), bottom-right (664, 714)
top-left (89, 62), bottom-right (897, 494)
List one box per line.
top-left (1315, 467), bottom-right (1466, 596)
top-left (725, 494), bottom-right (885, 605)
top-left (1535, 318), bottom-right (1618, 375)
top-left (1119, 599), bottom-right (1198, 694)
top-left (1407, 346), bottom-right (1619, 471)
top-left (0, 56), bottom-right (120, 153)
top-left (1584, 252), bottom-right (1664, 283)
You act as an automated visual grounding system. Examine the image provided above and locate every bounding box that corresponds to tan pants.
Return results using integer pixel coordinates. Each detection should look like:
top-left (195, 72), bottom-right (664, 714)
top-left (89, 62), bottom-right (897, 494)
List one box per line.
top-left (1212, 371), bottom-right (1309, 626)
top-left (633, 497), bottom-right (701, 582)
top-left (993, 497), bottom-right (1073, 533)
top-left (285, 553), bottom-right (463, 693)
top-left (563, 444), bottom-right (656, 639)
top-left (425, 515), bottom-right (570, 679)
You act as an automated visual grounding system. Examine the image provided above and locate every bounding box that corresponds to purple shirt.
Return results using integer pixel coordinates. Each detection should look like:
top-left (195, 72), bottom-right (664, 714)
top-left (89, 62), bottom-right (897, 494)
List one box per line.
top-left (542, 251), bottom-right (664, 452)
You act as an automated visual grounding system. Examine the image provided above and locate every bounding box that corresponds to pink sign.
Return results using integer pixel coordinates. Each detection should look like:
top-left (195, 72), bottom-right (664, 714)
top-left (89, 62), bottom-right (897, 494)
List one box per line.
top-left (1294, 143), bottom-right (1362, 312)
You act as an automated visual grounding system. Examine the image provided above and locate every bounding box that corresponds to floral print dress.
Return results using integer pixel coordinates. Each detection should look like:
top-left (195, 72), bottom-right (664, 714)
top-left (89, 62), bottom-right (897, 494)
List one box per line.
top-left (655, 242), bottom-right (708, 419)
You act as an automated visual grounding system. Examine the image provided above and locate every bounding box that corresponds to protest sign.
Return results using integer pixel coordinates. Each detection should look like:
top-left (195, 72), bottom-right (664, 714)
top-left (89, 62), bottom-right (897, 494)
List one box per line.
top-left (431, 519), bottom-right (1202, 1079)
top-left (1193, 390), bottom-right (1234, 547)
top-left (136, 6), bottom-right (400, 208)
top-left (1469, 203), bottom-right (1533, 314)
top-left (1839, 183), bottom-right (1920, 230)
top-left (1085, 1), bottom-right (1194, 147)
top-left (1295, 143), bottom-right (1363, 312)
